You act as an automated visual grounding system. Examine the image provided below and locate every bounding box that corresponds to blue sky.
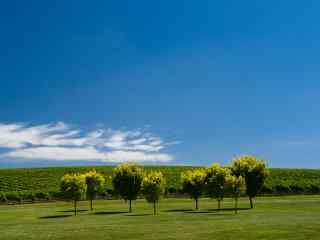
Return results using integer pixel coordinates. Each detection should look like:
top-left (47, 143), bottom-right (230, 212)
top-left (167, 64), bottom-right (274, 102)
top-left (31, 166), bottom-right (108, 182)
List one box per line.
top-left (1, 1), bottom-right (320, 168)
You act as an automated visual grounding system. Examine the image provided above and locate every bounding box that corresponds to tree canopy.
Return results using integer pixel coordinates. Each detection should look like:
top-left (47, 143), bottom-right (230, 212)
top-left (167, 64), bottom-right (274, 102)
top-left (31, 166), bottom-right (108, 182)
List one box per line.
top-left (181, 169), bottom-right (206, 210)
top-left (142, 171), bottom-right (166, 215)
top-left (231, 155), bottom-right (269, 208)
top-left (60, 173), bottom-right (86, 215)
top-left (205, 163), bottom-right (230, 210)
top-left (112, 163), bottom-right (144, 212)
top-left (84, 170), bottom-right (105, 211)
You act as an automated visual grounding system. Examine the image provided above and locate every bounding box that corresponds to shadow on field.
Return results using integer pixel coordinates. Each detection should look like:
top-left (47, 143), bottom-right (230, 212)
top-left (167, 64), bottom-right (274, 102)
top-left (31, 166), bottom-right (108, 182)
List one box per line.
top-left (40, 214), bottom-right (72, 219)
top-left (183, 211), bottom-right (210, 214)
top-left (94, 211), bottom-right (128, 215)
top-left (163, 209), bottom-right (193, 212)
top-left (58, 209), bottom-right (88, 213)
top-left (208, 207), bottom-right (251, 212)
top-left (125, 213), bottom-right (151, 217)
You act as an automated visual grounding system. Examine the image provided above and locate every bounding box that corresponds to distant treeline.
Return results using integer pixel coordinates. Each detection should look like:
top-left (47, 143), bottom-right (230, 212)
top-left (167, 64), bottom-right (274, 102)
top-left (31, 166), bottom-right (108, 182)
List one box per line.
top-left (0, 166), bottom-right (320, 203)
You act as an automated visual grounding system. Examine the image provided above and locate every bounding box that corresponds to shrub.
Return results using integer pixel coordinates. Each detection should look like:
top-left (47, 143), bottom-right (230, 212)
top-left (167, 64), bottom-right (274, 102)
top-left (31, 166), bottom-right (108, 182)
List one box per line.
top-left (49, 190), bottom-right (63, 200)
top-left (166, 187), bottom-right (178, 194)
top-left (35, 191), bottom-right (50, 201)
top-left (309, 184), bottom-right (320, 194)
top-left (20, 191), bottom-right (36, 202)
top-left (274, 184), bottom-right (290, 194)
top-left (0, 192), bottom-right (7, 203)
top-left (6, 192), bottom-right (22, 203)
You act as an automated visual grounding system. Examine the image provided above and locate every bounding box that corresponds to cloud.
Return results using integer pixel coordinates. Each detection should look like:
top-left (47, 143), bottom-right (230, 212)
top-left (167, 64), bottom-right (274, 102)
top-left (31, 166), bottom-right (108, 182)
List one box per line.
top-left (3, 147), bottom-right (105, 161)
top-left (0, 122), bottom-right (177, 163)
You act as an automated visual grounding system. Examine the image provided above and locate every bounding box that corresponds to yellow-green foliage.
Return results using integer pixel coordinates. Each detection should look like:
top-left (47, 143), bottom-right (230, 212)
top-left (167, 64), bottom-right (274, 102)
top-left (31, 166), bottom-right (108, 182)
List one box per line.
top-left (60, 173), bottom-right (87, 201)
top-left (206, 163), bottom-right (230, 202)
top-left (181, 169), bottom-right (206, 200)
top-left (232, 155), bottom-right (269, 199)
top-left (142, 171), bottom-right (166, 203)
top-left (226, 175), bottom-right (246, 198)
top-left (226, 175), bottom-right (246, 213)
top-left (83, 170), bottom-right (105, 210)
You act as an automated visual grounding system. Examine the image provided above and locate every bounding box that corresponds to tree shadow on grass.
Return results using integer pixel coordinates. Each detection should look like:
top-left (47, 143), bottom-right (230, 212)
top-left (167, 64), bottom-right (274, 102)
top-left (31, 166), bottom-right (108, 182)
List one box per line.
top-left (40, 214), bottom-right (73, 219)
top-left (58, 209), bottom-right (88, 213)
top-left (94, 211), bottom-right (128, 215)
top-left (163, 209), bottom-right (193, 213)
top-left (183, 211), bottom-right (211, 214)
top-left (208, 207), bottom-right (251, 212)
top-left (125, 213), bottom-right (151, 217)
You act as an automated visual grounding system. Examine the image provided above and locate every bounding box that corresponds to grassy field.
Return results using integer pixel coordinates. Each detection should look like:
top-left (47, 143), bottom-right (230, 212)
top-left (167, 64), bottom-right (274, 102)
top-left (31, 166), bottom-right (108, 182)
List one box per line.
top-left (1, 195), bottom-right (320, 240)
top-left (1, 166), bottom-right (320, 195)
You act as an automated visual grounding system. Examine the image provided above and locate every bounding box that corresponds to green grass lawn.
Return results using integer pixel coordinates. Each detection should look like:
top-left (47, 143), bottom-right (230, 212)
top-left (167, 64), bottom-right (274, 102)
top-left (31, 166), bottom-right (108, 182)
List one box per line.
top-left (1, 195), bottom-right (320, 240)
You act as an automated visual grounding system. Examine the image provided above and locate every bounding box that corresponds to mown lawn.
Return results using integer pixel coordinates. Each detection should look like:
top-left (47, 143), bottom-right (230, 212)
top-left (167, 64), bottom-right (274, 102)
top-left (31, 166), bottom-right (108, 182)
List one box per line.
top-left (1, 195), bottom-right (320, 240)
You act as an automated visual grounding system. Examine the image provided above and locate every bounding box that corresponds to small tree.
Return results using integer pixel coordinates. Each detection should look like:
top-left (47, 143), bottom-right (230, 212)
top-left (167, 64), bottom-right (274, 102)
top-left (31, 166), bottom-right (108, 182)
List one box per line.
top-left (84, 170), bottom-right (105, 211)
top-left (226, 175), bottom-right (245, 214)
top-left (205, 163), bottom-right (230, 210)
top-left (112, 163), bottom-right (144, 213)
top-left (141, 171), bottom-right (166, 215)
top-left (181, 169), bottom-right (206, 210)
top-left (60, 174), bottom-right (86, 216)
top-left (231, 155), bottom-right (269, 208)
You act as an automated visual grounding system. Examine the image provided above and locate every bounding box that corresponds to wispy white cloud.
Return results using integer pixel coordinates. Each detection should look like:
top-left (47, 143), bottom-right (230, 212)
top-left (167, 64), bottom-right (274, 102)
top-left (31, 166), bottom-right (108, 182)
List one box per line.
top-left (3, 146), bottom-right (105, 161)
top-left (0, 122), bottom-right (177, 162)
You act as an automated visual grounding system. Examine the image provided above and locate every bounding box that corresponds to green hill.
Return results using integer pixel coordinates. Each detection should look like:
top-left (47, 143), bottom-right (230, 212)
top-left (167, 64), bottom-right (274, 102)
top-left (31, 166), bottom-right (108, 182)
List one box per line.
top-left (0, 166), bottom-right (320, 196)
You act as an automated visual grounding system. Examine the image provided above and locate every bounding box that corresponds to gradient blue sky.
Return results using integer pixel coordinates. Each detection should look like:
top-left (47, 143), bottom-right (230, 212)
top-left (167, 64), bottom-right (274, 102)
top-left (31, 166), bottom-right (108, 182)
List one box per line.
top-left (1, 1), bottom-right (320, 168)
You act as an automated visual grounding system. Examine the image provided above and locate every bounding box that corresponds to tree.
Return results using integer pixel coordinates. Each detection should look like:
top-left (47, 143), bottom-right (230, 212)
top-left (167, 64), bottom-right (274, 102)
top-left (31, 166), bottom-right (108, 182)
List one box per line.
top-left (226, 175), bottom-right (245, 214)
top-left (84, 170), bottom-right (105, 211)
top-left (205, 163), bottom-right (230, 210)
top-left (181, 169), bottom-right (206, 210)
top-left (231, 155), bottom-right (269, 208)
top-left (141, 171), bottom-right (166, 215)
top-left (60, 174), bottom-right (86, 216)
top-left (112, 163), bottom-right (144, 213)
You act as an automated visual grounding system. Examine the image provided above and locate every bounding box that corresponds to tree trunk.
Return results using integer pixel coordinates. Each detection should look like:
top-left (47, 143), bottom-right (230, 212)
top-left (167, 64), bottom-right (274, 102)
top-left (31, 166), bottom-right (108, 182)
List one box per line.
top-left (74, 200), bottom-right (77, 216)
top-left (195, 198), bottom-right (198, 210)
top-left (218, 199), bottom-right (221, 211)
top-left (153, 200), bottom-right (156, 215)
top-left (129, 199), bottom-right (132, 213)
top-left (235, 197), bottom-right (238, 214)
top-left (249, 197), bottom-right (254, 209)
top-left (90, 199), bottom-right (93, 211)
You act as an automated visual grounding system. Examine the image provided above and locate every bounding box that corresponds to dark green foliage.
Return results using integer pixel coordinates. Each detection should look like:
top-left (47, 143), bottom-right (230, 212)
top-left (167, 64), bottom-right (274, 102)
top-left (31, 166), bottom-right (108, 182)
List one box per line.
top-left (181, 169), bottom-right (206, 210)
top-left (225, 175), bottom-right (246, 214)
top-left (205, 164), bottom-right (230, 210)
top-left (141, 171), bottom-right (166, 215)
top-left (0, 192), bottom-right (7, 203)
top-left (232, 155), bottom-right (269, 208)
top-left (20, 191), bottom-right (36, 202)
top-left (48, 191), bottom-right (63, 199)
top-left (5, 192), bottom-right (22, 203)
top-left (60, 174), bottom-right (87, 215)
top-left (35, 191), bottom-right (50, 201)
top-left (84, 170), bottom-right (105, 210)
